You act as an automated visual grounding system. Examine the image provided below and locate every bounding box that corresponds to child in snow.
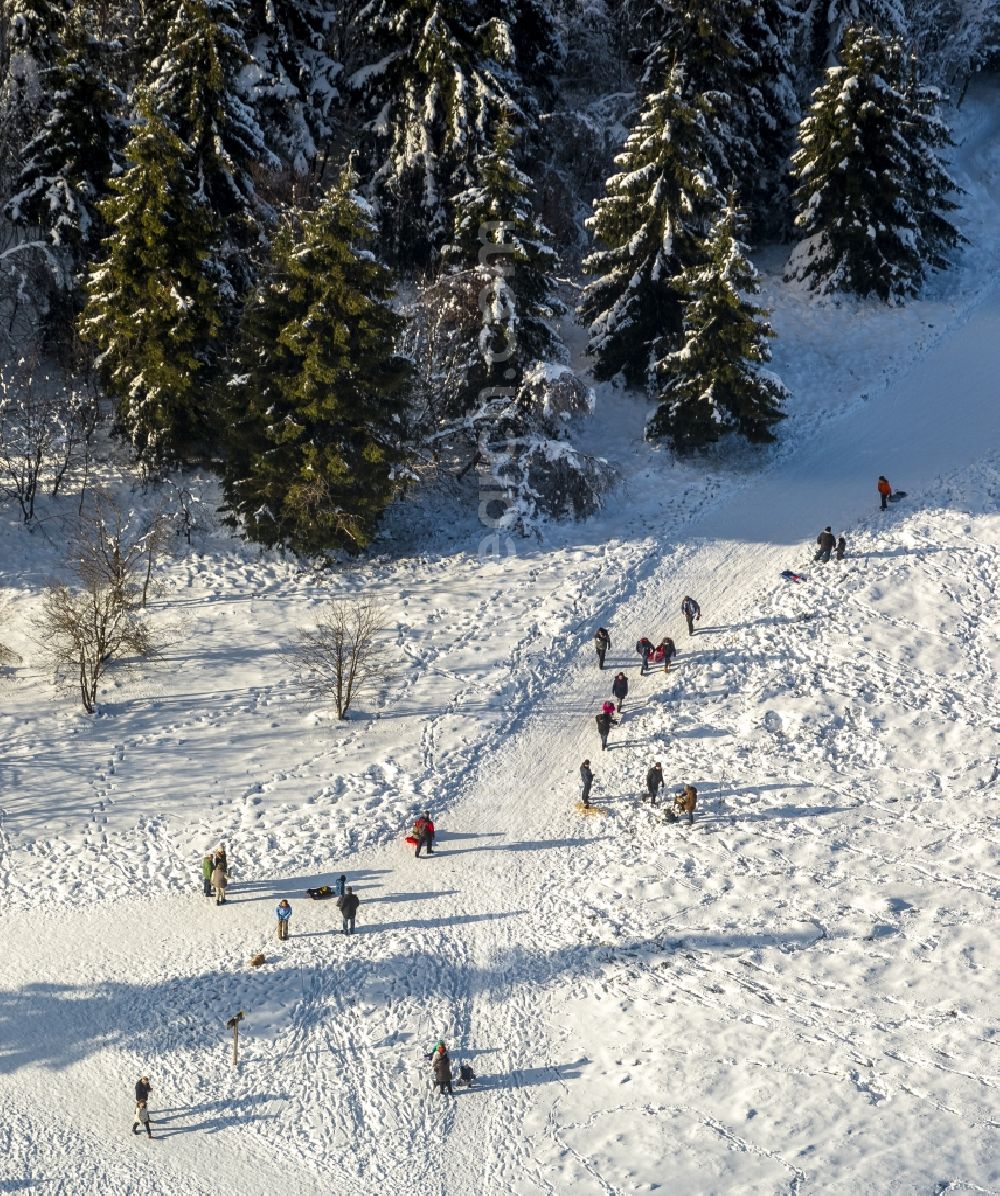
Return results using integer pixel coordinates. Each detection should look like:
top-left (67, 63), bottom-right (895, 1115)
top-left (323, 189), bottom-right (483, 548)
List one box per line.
top-left (877, 476), bottom-right (892, 510)
top-left (276, 899), bottom-right (292, 940)
top-left (836, 536), bottom-right (846, 561)
top-left (133, 1101), bottom-right (152, 1138)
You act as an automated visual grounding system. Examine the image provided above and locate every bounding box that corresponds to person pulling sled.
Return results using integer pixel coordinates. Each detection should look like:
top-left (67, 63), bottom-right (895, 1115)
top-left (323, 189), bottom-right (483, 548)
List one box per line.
top-left (635, 636), bottom-right (654, 675)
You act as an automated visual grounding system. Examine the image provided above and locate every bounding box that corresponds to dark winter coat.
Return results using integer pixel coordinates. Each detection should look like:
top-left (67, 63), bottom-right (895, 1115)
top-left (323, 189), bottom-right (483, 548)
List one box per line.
top-left (681, 598), bottom-right (700, 620)
top-left (433, 1053), bottom-right (452, 1085)
top-left (594, 629), bottom-right (611, 651)
top-left (612, 674), bottom-right (629, 700)
top-left (135, 1079), bottom-right (151, 1105)
top-left (338, 892), bottom-right (360, 919)
top-left (836, 537), bottom-right (846, 560)
top-left (580, 763), bottom-right (594, 786)
top-left (816, 529), bottom-right (835, 553)
top-left (646, 766), bottom-right (663, 795)
top-left (596, 712), bottom-right (613, 736)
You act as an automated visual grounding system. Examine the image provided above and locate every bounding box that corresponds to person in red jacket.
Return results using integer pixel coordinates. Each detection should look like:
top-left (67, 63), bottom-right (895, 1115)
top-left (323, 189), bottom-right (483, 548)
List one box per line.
top-left (877, 475), bottom-right (892, 510)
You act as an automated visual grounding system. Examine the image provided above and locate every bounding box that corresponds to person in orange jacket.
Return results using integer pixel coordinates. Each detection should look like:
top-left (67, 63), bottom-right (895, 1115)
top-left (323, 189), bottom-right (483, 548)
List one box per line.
top-left (877, 475), bottom-right (892, 510)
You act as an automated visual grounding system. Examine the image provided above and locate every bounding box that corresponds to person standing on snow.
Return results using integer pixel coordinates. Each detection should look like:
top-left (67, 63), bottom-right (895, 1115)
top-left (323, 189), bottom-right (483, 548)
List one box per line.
top-left (336, 874), bottom-right (347, 898)
top-left (423, 812), bottom-right (436, 854)
top-left (201, 853), bottom-right (214, 898)
top-left (594, 627), bottom-right (611, 670)
top-left (611, 672), bottom-right (628, 713)
top-left (412, 814), bottom-right (430, 858)
top-left (580, 760), bottom-right (594, 807)
top-left (657, 637), bottom-right (677, 674)
top-left (276, 899), bottom-right (292, 941)
top-left (644, 762), bottom-right (664, 805)
top-left (133, 1100), bottom-right (152, 1138)
top-left (338, 886), bottom-right (360, 934)
top-left (877, 475), bottom-right (892, 510)
top-left (636, 635), bottom-right (654, 675)
top-left (815, 526), bottom-right (835, 563)
top-left (673, 784), bottom-right (698, 825)
top-left (836, 535), bottom-right (847, 561)
top-left (211, 860), bottom-right (228, 905)
top-left (596, 709), bottom-right (616, 751)
top-left (681, 597), bottom-right (700, 636)
top-left (135, 1076), bottom-right (151, 1107)
top-left (432, 1044), bottom-right (454, 1096)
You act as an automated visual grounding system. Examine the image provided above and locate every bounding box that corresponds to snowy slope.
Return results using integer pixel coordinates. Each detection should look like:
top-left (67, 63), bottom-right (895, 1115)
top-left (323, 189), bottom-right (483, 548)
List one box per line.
top-left (1, 81), bottom-right (1000, 1196)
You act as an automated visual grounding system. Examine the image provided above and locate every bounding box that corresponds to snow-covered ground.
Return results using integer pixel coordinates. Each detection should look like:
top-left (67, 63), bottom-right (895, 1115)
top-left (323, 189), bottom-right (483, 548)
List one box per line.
top-left (1, 81), bottom-right (999, 1196)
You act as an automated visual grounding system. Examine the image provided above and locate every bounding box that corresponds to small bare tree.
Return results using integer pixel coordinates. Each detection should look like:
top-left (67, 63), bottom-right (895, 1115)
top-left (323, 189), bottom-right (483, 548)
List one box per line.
top-left (0, 362), bottom-right (92, 521)
top-left (36, 493), bottom-right (164, 712)
top-left (296, 597), bottom-right (387, 719)
top-left (72, 490), bottom-right (171, 609)
top-left (38, 575), bottom-right (155, 712)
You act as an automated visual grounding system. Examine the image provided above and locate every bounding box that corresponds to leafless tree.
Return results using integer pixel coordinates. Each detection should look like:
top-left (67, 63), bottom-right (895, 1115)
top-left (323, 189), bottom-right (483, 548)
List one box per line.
top-left (37, 576), bottom-right (155, 713)
top-left (0, 362), bottom-right (93, 521)
top-left (296, 597), bottom-right (387, 719)
top-left (71, 490), bottom-right (171, 609)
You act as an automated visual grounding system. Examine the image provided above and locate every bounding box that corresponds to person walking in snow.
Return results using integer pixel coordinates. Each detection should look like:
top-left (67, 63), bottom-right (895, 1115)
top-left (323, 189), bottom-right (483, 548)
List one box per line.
top-left (423, 812), bottom-right (436, 853)
top-left (836, 535), bottom-right (847, 562)
top-left (681, 596), bottom-right (700, 636)
top-left (336, 874), bottom-right (347, 898)
top-left (815, 526), bottom-right (836, 563)
top-left (636, 635), bottom-right (654, 675)
top-left (276, 899), bottom-right (292, 941)
top-left (337, 886), bottom-right (360, 935)
top-left (580, 760), bottom-right (594, 807)
top-left (594, 627), bottom-right (611, 670)
top-left (133, 1100), bottom-right (152, 1138)
top-left (432, 1044), bottom-right (454, 1096)
top-left (211, 861), bottom-right (228, 905)
top-left (611, 672), bottom-right (628, 713)
top-left (877, 475), bottom-right (892, 510)
top-left (657, 637), bottom-right (677, 674)
top-left (135, 1076), bottom-right (151, 1107)
top-left (596, 709), bottom-right (616, 752)
top-left (213, 845), bottom-right (230, 879)
top-left (644, 762), bottom-right (664, 805)
top-left (413, 813), bottom-right (434, 857)
top-left (201, 853), bottom-right (214, 898)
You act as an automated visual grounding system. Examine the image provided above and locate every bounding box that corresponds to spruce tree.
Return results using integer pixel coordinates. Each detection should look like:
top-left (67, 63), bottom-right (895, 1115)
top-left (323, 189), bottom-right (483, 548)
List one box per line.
top-left (800, 0), bottom-right (906, 68)
top-left (788, 26), bottom-right (961, 301)
top-left (444, 111), bottom-right (563, 414)
top-left (649, 199), bottom-right (788, 451)
top-left (245, 0), bottom-right (342, 172)
top-left (579, 68), bottom-right (721, 387)
top-left (146, 0), bottom-right (273, 295)
top-left (0, 0), bottom-right (68, 191)
top-left (80, 100), bottom-right (223, 467)
top-left (6, 9), bottom-right (119, 266)
top-left (348, 0), bottom-right (520, 266)
top-left (223, 167), bottom-right (410, 556)
top-left (639, 0), bottom-right (799, 233)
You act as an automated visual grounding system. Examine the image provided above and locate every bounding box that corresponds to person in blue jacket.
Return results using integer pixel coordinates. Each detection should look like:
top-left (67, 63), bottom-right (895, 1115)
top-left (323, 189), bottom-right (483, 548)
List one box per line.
top-left (276, 899), bottom-right (292, 941)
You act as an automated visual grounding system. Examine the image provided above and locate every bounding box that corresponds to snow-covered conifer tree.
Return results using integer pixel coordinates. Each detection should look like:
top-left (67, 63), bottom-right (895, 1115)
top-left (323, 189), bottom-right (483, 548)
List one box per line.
top-left (798, 0), bottom-right (906, 68)
top-left (579, 68), bottom-right (720, 386)
top-left (787, 25), bottom-right (961, 301)
top-left (639, 0), bottom-right (799, 237)
top-left (649, 199), bottom-right (788, 451)
top-left (347, 0), bottom-right (520, 266)
top-left (245, 0), bottom-right (341, 173)
top-left (6, 9), bottom-right (119, 267)
top-left (223, 166), bottom-right (410, 556)
top-left (0, 0), bottom-right (67, 189)
top-left (146, 0), bottom-right (274, 296)
top-left (444, 110), bottom-right (563, 414)
top-left (80, 100), bottom-right (223, 467)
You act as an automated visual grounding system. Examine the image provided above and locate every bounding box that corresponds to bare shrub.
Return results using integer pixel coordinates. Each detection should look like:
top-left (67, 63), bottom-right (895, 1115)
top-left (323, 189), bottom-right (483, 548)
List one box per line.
top-left (71, 490), bottom-right (171, 609)
top-left (296, 597), bottom-right (387, 719)
top-left (38, 576), bottom-right (155, 713)
top-left (0, 362), bottom-right (94, 521)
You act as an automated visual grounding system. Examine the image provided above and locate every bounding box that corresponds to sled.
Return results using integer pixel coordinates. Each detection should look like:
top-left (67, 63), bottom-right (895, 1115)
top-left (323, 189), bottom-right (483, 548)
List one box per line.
top-left (887, 490), bottom-right (907, 503)
top-left (306, 886), bottom-right (333, 900)
top-left (781, 570), bottom-right (807, 582)
top-left (575, 802), bottom-right (609, 816)
top-left (405, 835), bottom-right (420, 846)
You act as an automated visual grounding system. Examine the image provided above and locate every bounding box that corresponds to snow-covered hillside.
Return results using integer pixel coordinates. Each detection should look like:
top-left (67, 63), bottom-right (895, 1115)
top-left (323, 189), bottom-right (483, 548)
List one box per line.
top-left (1, 83), bottom-right (999, 1196)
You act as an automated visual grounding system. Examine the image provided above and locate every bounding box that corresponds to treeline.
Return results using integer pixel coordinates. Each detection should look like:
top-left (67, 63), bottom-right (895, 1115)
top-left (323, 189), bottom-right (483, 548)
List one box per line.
top-left (0, 0), bottom-right (994, 553)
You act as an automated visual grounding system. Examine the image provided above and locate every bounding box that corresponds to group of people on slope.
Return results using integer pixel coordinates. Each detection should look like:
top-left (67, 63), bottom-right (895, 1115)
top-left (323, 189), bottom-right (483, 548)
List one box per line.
top-left (814, 526), bottom-right (847, 563)
top-left (580, 759), bottom-right (697, 824)
top-left (201, 845), bottom-right (230, 905)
